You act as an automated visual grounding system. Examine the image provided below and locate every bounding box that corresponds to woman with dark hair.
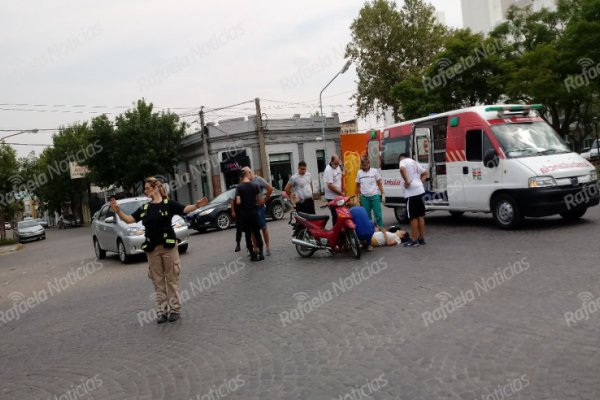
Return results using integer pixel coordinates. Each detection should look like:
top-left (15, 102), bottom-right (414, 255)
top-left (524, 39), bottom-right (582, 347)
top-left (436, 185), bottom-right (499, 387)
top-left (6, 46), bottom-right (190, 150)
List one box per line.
top-left (110, 177), bottom-right (208, 323)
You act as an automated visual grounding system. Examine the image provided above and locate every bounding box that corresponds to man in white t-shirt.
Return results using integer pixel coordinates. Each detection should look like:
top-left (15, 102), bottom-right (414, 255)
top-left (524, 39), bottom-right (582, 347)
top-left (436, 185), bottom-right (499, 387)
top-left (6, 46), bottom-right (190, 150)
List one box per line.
top-left (399, 153), bottom-right (429, 247)
top-left (285, 161), bottom-right (315, 214)
top-left (323, 154), bottom-right (344, 225)
top-left (355, 157), bottom-right (385, 229)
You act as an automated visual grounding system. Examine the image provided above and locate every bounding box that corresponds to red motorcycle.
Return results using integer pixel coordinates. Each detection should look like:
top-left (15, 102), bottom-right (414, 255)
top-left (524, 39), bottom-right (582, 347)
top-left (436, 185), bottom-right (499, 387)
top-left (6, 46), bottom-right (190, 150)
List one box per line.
top-left (290, 196), bottom-right (361, 259)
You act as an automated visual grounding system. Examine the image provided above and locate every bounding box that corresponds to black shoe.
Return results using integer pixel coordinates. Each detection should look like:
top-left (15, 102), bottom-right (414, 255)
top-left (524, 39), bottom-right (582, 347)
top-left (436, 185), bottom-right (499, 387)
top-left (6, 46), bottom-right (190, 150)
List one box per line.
top-left (157, 314), bottom-right (168, 324)
top-left (168, 313), bottom-right (180, 322)
top-left (257, 253), bottom-right (265, 261)
top-left (418, 238), bottom-right (426, 245)
top-left (250, 253), bottom-right (259, 262)
top-left (234, 243), bottom-right (241, 252)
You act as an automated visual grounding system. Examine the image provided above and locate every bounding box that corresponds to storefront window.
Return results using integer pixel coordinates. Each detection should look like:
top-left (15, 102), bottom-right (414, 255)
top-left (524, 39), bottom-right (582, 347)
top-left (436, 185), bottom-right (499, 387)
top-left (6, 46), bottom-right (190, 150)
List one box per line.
top-left (269, 153), bottom-right (292, 190)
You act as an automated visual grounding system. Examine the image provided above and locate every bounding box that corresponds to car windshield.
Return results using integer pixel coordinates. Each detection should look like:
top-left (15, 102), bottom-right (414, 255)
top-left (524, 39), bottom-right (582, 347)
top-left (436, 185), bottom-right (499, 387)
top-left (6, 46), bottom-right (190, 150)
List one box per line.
top-left (119, 200), bottom-right (148, 215)
top-left (210, 190), bottom-right (235, 204)
top-left (18, 221), bottom-right (40, 229)
top-left (490, 122), bottom-right (570, 158)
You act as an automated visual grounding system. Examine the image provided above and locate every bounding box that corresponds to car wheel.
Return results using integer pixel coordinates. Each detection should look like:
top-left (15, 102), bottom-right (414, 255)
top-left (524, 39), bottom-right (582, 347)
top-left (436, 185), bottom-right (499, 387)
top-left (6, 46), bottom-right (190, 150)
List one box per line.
top-left (449, 211), bottom-right (464, 218)
top-left (117, 240), bottom-right (131, 264)
top-left (178, 243), bottom-right (188, 254)
top-left (492, 194), bottom-right (522, 229)
top-left (94, 237), bottom-right (106, 259)
top-left (270, 203), bottom-right (285, 220)
top-left (215, 212), bottom-right (231, 230)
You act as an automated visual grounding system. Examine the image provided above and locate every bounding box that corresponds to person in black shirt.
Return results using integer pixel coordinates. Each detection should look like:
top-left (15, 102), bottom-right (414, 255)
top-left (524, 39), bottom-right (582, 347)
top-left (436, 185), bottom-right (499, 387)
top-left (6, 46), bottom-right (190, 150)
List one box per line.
top-left (110, 177), bottom-right (208, 324)
top-left (235, 169), bottom-right (264, 261)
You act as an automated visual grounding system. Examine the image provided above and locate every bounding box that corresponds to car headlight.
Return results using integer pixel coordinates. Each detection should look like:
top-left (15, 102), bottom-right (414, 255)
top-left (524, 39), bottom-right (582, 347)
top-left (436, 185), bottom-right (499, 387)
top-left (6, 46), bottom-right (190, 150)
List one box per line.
top-left (172, 217), bottom-right (186, 229)
top-left (529, 176), bottom-right (557, 188)
top-left (591, 170), bottom-right (598, 182)
top-left (127, 227), bottom-right (144, 236)
top-left (198, 208), bottom-right (214, 216)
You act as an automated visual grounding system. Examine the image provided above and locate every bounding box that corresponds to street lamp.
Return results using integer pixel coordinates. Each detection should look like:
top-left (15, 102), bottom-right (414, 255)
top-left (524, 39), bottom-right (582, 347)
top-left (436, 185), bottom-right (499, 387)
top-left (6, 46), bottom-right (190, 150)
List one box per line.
top-left (0, 129), bottom-right (39, 142)
top-left (320, 59), bottom-right (352, 161)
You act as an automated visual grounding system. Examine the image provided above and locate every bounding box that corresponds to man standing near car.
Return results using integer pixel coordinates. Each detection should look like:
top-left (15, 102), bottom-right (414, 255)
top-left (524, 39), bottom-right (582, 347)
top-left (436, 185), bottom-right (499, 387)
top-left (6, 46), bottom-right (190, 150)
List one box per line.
top-left (110, 177), bottom-right (208, 324)
top-left (323, 154), bottom-right (344, 226)
top-left (285, 161), bottom-right (315, 214)
top-left (242, 166), bottom-right (273, 256)
top-left (399, 153), bottom-right (429, 247)
top-left (236, 169), bottom-right (265, 261)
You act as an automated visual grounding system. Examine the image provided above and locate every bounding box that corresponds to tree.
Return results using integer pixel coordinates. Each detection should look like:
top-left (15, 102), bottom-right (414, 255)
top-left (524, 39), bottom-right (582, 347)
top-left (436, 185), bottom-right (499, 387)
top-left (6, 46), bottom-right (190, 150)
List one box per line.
top-left (392, 30), bottom-right (507, 118)
top-left (346, 0), bottom-right (448, 120)
top-left (32, 123), bottom-right (92, 220)
top-left (490, 0), bottom-right (599, 147)
top-left (108, 99), bottom-right (186, 193)
top-left (0, 144), bottom-right (20, 240)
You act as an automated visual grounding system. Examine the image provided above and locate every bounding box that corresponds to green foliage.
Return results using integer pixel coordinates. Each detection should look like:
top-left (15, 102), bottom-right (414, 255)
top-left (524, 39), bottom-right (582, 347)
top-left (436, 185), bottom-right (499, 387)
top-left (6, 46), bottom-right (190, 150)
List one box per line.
top-left (393, 30), bottom-right (507, 118)
top-left (346, 0), bottom-right (448, 120)
top-left (86, 99), bottom-right (186, 193)
top-left (0, 238), bottom-right (17, 246)
top-left (0, 144), bottom-right (20, 239)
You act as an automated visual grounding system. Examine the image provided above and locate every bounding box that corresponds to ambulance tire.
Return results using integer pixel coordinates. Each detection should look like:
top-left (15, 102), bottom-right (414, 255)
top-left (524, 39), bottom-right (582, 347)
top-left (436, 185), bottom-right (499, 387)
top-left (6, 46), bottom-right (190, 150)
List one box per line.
top-left (394, 206), bottom-right (409, 223)
top-left (492, 194), bottom-right (523, 229)
top-left (559, 208), bottom-right (587, 220)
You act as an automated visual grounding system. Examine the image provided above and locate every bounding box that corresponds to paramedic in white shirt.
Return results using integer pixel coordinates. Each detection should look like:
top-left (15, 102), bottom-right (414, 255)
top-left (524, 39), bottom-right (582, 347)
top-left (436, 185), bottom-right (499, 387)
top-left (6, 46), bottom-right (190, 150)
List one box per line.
top-left (323, 154), bottom-right (344, 225)
top-left (399, 153), bottom-right (429, 247)
top-left (355, 157), bottom-right (385, 229)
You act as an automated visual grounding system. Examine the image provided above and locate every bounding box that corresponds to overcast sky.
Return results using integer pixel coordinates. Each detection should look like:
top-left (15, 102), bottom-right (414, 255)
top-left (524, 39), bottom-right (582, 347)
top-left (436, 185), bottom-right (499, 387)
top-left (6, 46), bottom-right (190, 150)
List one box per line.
top-left (0, 0), bottom-right (462, 157)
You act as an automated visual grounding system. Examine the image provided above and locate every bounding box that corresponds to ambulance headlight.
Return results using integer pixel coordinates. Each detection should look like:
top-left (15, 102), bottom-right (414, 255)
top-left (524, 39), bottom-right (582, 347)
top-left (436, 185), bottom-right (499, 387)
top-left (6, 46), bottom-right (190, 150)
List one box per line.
top-left (591, 170), bottom-right (598, 182)
top-left (529, 176), bottom-right (557, 188)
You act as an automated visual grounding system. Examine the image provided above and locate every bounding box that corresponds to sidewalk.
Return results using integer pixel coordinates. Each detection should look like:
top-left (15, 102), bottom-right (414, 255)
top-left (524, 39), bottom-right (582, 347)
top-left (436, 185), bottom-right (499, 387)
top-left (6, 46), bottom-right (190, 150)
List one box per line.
top-left (0, 243), bottom-right (23, 255)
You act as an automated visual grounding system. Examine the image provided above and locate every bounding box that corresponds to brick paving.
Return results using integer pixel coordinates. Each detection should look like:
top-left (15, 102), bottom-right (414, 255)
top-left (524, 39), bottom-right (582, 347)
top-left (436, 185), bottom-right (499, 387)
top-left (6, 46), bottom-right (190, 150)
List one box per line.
top-left (1, 205), bottom-right (599, 399)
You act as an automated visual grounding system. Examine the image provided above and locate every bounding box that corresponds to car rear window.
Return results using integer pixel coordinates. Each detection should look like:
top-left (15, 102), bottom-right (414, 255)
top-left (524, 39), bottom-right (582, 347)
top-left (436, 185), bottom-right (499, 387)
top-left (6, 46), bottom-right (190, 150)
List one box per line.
top-left (120, 200), bottom-right (148, 215)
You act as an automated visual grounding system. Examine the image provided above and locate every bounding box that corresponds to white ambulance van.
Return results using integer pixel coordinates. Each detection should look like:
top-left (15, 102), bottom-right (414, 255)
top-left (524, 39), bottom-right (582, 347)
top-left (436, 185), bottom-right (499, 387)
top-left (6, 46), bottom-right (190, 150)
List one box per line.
top-left (374, 104), bottom-right (599, 229)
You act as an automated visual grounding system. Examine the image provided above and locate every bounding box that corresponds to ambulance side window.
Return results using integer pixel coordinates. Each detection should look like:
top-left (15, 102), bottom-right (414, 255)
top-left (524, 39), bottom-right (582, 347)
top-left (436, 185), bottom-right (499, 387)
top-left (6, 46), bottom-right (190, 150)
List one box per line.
top-left (465, 130), bottom-right (492, 161)
top-left (381, 136), bottom-right (410, 170)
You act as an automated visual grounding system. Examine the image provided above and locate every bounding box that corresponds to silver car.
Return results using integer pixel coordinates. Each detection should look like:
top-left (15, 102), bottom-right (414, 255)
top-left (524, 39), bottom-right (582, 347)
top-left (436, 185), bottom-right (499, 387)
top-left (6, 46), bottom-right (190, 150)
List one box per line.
top-left (14, 220), bottom-right (46, 242)
top-left (91, 197), bottom-right (189, 264)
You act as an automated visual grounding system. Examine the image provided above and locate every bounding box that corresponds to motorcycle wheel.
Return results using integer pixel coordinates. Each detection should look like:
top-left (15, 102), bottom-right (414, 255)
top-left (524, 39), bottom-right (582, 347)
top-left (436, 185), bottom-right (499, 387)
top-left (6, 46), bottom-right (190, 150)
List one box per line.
top-left (346, 229), bottom-right (361, 260)
top-left (295, 228), bottom-right (317, 258)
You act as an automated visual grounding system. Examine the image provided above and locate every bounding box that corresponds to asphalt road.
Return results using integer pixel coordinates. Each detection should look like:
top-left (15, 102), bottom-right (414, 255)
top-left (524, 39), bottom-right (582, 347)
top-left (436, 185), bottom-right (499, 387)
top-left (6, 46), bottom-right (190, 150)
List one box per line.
top-left (1, 204), bottom-right (599, 400)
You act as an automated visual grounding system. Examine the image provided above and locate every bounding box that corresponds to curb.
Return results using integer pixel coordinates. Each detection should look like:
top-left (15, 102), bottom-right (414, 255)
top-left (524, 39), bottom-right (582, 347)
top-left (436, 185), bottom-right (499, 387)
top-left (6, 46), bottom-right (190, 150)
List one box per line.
top-left (0, 243), bottom-right (24, 255)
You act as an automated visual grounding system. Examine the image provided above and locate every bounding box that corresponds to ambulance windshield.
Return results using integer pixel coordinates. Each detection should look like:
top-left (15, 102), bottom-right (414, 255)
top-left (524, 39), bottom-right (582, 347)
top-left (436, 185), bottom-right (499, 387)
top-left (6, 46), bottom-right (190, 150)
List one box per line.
top-left (490, 122), bottom-right (570, 158)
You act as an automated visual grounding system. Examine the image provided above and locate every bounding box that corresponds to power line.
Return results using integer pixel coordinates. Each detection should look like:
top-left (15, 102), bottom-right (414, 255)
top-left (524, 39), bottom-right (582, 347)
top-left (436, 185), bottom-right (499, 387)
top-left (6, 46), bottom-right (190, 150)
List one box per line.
top-left (0, 102), bottom-right (201, 110)
top-left (204, 100), bottom-right (255, 114)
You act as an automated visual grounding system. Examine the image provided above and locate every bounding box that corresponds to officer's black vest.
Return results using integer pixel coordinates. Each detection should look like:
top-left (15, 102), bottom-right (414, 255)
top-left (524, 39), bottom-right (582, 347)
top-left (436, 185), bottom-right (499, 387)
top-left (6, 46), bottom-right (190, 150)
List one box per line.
top-left (140, 199), bottom-right (177, 252)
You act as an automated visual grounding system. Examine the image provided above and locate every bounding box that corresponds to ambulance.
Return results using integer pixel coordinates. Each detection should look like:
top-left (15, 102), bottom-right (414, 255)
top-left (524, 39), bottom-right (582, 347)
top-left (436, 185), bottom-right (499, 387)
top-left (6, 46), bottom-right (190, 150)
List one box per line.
top-left (370, 104), bottom-right (599, 229)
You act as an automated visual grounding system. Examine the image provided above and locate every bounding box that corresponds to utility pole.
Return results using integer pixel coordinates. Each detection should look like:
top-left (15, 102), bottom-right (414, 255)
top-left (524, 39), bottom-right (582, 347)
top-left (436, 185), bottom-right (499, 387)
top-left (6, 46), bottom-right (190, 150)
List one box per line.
top-left (255, 98), bottom-right (269, 181)
top-left (199, 107), bottom-right (214, 199)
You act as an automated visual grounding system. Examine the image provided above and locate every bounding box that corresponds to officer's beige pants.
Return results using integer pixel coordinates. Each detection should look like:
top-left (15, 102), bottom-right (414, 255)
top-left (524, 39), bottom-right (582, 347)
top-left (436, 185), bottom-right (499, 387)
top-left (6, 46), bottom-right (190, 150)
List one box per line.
top-left (147, 244), bottom-right (181, 315)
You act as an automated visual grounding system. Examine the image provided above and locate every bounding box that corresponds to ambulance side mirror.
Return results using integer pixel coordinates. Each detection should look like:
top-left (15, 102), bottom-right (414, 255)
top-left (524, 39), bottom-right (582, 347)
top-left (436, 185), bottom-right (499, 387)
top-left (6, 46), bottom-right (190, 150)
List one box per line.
top-left (483, 149), bottom-right (499, 168)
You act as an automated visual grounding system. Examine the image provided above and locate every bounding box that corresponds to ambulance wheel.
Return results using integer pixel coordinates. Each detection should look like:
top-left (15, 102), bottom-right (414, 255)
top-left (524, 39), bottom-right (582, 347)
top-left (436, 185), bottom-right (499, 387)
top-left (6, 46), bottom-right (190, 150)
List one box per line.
top-left (394, 206), bottom-right (409, 223)
top-left (492, 194), bottom-right (522, 229)
top-left (449, 211), bottom-right (464, 218)
top-left (560, 208), bottom-right (587, 220)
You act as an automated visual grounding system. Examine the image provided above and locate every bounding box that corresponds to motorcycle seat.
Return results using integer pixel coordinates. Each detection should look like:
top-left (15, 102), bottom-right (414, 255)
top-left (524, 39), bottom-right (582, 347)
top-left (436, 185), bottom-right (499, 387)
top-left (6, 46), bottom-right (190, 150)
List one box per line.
top-left (297, 212), bottom-right (329, 222)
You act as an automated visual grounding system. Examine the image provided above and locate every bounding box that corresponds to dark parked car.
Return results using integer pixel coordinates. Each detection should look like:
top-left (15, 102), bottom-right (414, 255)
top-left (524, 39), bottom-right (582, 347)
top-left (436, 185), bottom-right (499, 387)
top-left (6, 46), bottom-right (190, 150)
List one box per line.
top-left (186, 188), bottom-right (292, 232)
top-left (58, 214), bottom-right (81, 229)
